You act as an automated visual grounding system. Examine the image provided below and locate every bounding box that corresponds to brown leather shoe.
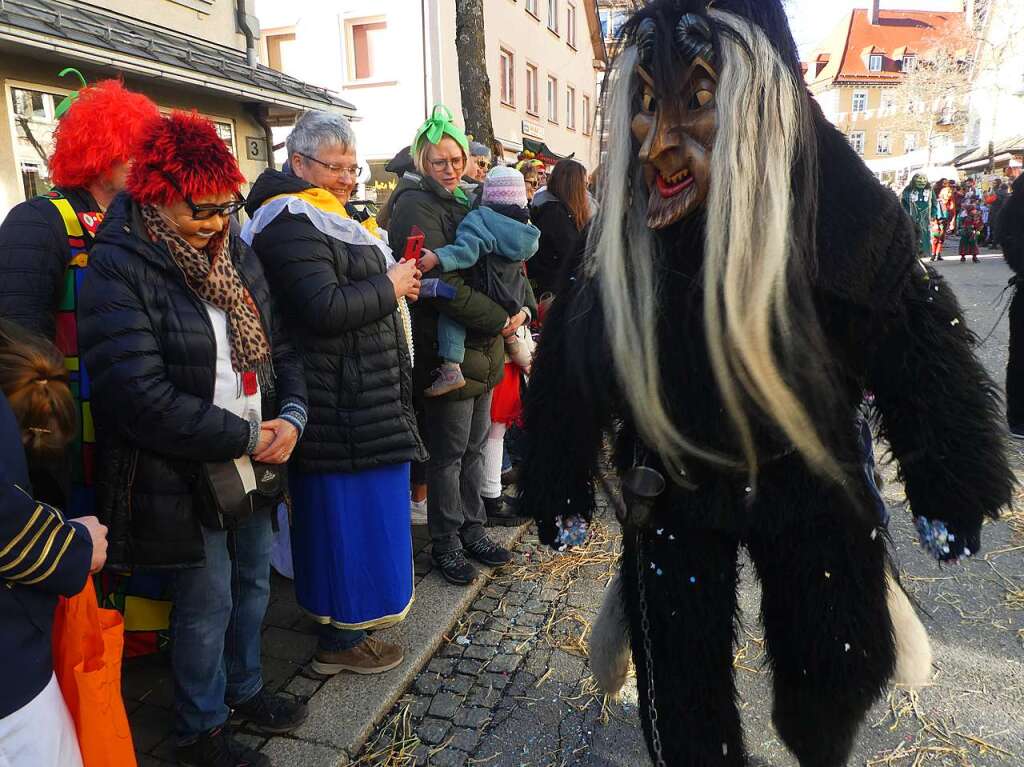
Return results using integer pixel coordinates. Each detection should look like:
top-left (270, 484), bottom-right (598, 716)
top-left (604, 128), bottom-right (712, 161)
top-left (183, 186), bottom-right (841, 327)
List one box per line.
top-left (311, 635), bottom-right (404, 676)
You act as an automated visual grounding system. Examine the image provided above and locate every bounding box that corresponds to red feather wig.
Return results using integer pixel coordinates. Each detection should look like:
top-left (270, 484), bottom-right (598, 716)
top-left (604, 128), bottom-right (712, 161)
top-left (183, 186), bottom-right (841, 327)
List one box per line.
top-left (128, 111), bottom-right (246, 207)
top-left (49, 80), bottom-right (159, 189)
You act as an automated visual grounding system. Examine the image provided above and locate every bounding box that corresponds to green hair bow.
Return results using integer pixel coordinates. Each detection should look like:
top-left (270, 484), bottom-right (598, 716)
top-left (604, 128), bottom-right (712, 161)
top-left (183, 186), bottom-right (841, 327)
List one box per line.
top-left (54, 68), bottom-right (88, 119)
top-left (412, 105), bottom-right (469, 155)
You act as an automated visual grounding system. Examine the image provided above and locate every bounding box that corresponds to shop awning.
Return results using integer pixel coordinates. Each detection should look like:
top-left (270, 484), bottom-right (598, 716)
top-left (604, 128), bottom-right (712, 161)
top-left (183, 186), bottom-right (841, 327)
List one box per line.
top-left (955, 137), bottom-right (1024, 171)
top-left (523, 138), bottom-right (575, 164)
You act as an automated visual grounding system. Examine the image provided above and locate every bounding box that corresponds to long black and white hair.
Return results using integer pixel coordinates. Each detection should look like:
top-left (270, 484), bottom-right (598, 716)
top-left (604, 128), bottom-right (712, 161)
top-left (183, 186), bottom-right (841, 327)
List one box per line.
top-left (589, 0), bottom-right (836, 480)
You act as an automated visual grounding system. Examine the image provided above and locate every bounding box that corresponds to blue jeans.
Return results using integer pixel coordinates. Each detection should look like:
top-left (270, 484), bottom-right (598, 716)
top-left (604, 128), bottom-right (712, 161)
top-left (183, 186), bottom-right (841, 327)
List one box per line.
top-left (317, 624), bottom-right (366, 652)
top-left (437, 314), bottom-right (468, 363)
top-left (171, 510), bottom-right (272, 743)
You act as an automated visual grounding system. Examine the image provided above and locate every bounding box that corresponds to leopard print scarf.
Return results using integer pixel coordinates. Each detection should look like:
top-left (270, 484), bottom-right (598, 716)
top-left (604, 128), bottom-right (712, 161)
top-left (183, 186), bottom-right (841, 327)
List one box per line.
top-left (142, 205), bottom-right (274, 396)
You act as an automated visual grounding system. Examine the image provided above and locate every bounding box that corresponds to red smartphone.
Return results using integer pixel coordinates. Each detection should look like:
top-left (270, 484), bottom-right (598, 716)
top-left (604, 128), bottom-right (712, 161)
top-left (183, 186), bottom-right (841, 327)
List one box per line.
top-left (403, 225), bottom-right (425, 263)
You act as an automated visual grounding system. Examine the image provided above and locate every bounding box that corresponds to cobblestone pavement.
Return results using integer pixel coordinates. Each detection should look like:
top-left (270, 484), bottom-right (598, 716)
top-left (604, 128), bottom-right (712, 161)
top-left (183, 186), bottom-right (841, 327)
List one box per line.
top-left (354, 247), bottom-right (1023, 767)
top-left (353, 503), bottom-right (645, 767)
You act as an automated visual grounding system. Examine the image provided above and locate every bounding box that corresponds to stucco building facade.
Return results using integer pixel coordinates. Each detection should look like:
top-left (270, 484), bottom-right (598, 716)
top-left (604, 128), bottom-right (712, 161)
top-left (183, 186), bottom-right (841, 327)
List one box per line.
top-left (254, 0), bottom-right (606, 203)
top-left (957, 0), bottom-right (1024, 178)
top-left (804, 4), bottom-right (965, 185)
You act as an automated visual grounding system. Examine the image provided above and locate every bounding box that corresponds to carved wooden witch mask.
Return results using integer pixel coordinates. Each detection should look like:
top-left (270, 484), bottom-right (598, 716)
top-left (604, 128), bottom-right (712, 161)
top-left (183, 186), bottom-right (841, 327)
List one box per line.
top-left (631, 14), bottom-right (719, 229)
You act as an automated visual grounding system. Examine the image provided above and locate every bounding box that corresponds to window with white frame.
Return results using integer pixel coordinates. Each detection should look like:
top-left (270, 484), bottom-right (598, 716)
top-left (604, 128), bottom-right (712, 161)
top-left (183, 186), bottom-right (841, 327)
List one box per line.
top-left (566, 2), bottom-right (577, 48)
top-left (582, 94), bottom-right (592, 134)
top-left (526, 63), bottom-right (539, 115)
top-left (848, 131), bottom-right (865, 154)
top-left (876, 131), bottom-right (891, 154)
top-left (213, 121), bottom-right (236, 156)
top-left (499, 48), bottom-right (515, 107)
top-left (902, 54), bottom-right (916, 72)
top-left (265, 30), bottom-right (296, 73)
top-left (547, 0), bottom-right (559, 33)
top-left (566, 85), bottom-right (576, 129)
top-left (869, 54), bottom-right (883, 72)
top-left (599, 8), bottom-right (625, 39)
top-left (904, 132), bottom-right (918, 153)
top-left (347, 19), bottom-right (389, 81)
top-left (9, 85), bottom-right (64, 200)
top-left (852, 91), bottom-right (868, 113)
top-left (525, 0), bottom-right (538, 17)
top-left (11, 87), bottom-right (54, 122)
top-left (881, 94), bottom-right (895, 113)
top-left (939, 94), bottom-right (956, 124)
top-left (547, 75), bottom-right (558, 123)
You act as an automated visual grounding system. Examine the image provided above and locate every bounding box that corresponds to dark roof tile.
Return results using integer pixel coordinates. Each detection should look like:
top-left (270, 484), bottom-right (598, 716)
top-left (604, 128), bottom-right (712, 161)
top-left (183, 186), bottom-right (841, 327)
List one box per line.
top-left (1, 0), bottom-right (355, 110)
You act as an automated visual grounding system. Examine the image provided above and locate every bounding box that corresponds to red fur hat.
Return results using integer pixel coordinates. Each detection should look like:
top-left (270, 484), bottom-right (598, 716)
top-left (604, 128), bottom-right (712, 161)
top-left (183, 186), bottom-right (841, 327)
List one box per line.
top-left (49, 79), bottom-right (159, 188)
top-left (127, 110), bottom-right (246, 207)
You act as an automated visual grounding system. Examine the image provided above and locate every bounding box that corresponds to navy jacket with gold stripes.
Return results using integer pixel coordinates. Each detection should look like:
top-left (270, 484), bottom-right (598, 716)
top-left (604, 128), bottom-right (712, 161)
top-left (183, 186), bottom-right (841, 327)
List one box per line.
top-left (0, 389), bottom-right (92, 718)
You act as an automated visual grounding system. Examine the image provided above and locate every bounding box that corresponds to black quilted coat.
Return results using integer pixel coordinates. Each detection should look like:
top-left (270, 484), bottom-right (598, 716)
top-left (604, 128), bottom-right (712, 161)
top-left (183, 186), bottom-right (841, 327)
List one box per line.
top-left (78, 193), bottom-right (307, 569)
top-left (244, 169), bottom-right (426, 474)
top-left (0, 186), bottom-right (99, 339)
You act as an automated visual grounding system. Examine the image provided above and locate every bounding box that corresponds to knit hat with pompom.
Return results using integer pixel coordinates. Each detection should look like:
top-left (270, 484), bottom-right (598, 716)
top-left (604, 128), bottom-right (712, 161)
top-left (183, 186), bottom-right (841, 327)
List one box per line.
top-left (482, 165), bottom-right (528, 208)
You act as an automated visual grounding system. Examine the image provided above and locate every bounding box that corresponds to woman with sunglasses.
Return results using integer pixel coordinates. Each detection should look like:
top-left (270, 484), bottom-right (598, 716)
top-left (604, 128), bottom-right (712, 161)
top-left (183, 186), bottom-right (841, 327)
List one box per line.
top-left (465, 141), bottom-right (492, 185)
top-left (79, 111), bottom-right (309, 767)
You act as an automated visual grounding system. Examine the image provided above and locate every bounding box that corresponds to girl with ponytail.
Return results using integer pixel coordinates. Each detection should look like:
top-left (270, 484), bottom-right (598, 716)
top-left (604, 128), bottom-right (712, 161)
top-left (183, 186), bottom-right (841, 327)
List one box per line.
top-left (0, 320), bottom-right (77, 507)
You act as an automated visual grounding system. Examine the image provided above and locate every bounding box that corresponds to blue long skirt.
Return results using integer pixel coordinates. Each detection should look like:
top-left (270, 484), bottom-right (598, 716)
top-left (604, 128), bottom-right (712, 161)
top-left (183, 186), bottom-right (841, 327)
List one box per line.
top-left (290, 463), bottom-right (413, 629)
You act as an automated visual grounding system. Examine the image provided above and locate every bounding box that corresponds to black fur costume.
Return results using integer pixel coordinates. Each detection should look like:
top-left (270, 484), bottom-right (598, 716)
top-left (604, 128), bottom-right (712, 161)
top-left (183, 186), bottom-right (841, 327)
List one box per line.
top-left (1000, 176), bottom-right (1024, 430)
top-left (519, 2), bottom-right (1014, 765)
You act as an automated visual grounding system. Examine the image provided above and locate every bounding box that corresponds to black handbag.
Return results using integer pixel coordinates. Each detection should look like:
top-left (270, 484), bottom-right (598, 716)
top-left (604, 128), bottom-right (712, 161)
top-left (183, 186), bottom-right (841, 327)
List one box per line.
top-left (199, 456), bottom-right (285, 528)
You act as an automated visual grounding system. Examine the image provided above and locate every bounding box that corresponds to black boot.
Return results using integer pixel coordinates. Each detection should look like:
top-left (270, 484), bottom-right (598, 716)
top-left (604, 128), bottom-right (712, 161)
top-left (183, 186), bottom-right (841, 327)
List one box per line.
top-left (483, 495), bottom-right (529, 527)
top-left (231, 686), bottom-right (308, 734)
top-left (432, 548), bottom-right (478, 585)
top-left (176, 724), bottom-right (270, 767)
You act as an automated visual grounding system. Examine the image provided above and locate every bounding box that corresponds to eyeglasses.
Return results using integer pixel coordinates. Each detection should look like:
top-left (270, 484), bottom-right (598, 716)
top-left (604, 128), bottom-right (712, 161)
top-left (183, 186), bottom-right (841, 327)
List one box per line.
top-left (428, 156), bottom-right (466, 172)
top-left (161, 172), bottom-right (245, 220)
top-left (298, 152), bottom-right (362, 177)
top-left (474, 159), bottom-right (490, 170)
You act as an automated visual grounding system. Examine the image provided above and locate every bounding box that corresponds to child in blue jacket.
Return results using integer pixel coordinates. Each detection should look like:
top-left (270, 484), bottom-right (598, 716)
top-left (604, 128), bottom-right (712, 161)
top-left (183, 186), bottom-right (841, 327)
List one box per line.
top-left (419, 166), bottom-right (540, 396)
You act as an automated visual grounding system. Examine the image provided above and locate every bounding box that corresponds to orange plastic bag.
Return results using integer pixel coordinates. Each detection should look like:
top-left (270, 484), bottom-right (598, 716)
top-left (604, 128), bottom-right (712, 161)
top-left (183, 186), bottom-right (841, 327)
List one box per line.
top-left (52, 577), bottom-right (137, 767)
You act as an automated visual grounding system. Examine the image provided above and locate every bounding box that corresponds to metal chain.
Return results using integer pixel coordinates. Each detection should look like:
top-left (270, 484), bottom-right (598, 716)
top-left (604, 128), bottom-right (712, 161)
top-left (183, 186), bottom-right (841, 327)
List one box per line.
top-left (636, 531), bottom-right (666, 767)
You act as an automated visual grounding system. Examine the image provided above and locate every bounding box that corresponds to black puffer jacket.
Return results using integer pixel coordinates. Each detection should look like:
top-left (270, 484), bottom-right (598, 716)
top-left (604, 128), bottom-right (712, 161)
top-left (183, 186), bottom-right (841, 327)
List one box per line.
top-left (0, 187), bottom-right (101, 338)
top-left (244, 169), bottom-right (426, 474)
top-left (529, 190), bottom-right (587, 296)
top-left (78, 193), bottom-right (307, 569)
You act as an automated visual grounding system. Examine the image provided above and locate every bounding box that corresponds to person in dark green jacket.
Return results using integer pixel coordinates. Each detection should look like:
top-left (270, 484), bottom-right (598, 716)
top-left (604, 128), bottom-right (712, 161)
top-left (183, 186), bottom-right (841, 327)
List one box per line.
top-left (388, 106), bottom-right (530, 585)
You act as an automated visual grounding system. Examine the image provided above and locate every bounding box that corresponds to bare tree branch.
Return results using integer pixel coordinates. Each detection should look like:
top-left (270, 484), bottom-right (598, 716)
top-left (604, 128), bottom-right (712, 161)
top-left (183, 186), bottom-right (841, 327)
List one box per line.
top-left (888, 19), bottom-right (975, 167)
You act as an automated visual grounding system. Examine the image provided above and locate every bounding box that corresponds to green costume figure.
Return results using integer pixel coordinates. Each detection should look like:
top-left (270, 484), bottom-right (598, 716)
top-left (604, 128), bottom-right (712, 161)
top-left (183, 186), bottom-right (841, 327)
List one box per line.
top-left (901, 173), bottom-right (941, 258)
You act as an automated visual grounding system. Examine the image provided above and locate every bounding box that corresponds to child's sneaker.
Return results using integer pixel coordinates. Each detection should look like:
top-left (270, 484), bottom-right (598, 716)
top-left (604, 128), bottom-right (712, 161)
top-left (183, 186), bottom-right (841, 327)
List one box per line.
top-left (425, 362), bottom-right (466, 397)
